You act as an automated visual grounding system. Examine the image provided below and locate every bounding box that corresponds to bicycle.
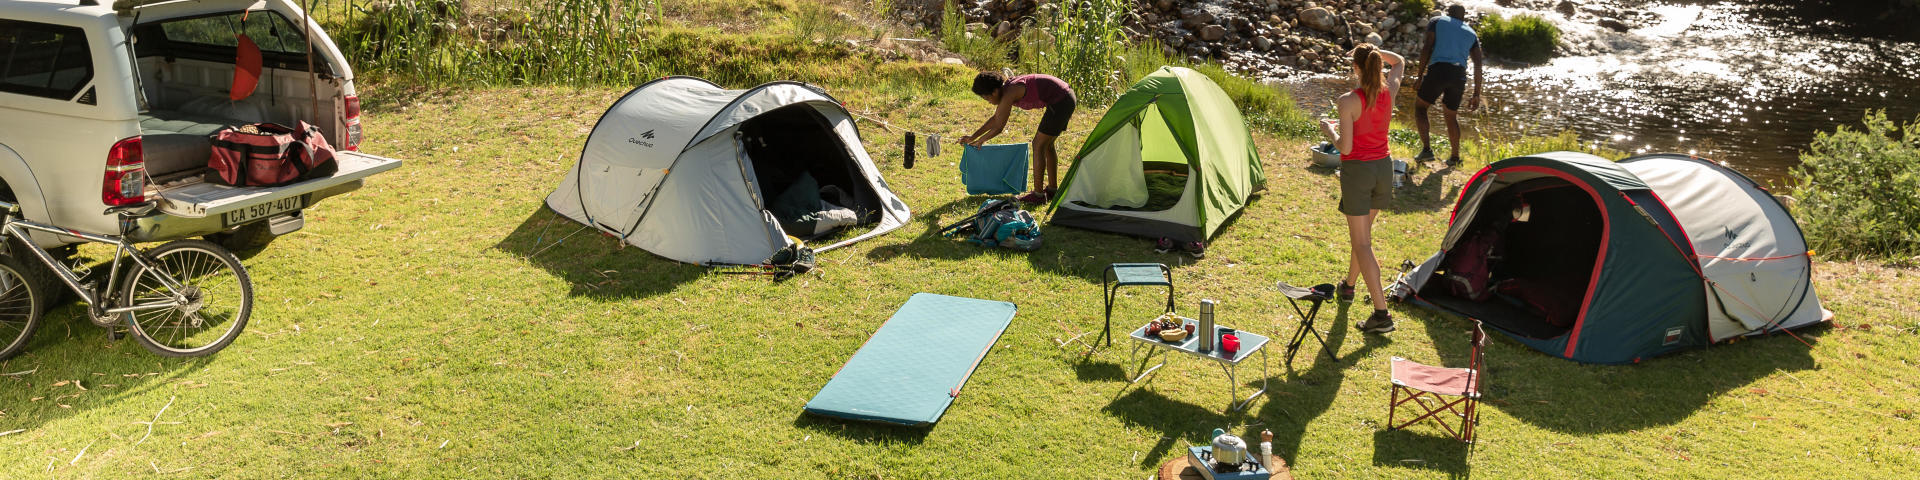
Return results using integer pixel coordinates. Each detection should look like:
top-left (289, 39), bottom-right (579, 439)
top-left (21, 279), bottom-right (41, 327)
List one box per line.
top-left (0, 200), bottom-right (252, 359)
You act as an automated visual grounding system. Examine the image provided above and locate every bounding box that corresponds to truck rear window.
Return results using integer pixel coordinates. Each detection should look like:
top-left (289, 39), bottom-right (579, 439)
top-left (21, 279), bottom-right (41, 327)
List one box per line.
top-left (157, 11), bottom-right (310, 55)
top-left (0, 20), bottom-right (94, 101)
top-left (134, 10), bottom-right (329, 74)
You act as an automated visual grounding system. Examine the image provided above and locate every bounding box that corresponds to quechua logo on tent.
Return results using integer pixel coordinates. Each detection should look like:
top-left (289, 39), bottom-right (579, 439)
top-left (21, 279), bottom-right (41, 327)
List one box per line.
top-left (628, 129), bottom-right (657, 148)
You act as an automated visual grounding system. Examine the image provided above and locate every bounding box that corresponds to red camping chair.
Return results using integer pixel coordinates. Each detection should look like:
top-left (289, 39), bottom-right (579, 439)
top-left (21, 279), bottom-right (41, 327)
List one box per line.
top-left (1387, 319), bottom-right (1487, 443)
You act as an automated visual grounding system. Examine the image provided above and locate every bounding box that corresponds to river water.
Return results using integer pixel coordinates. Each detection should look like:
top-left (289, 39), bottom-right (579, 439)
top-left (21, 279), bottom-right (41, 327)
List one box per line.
top-left (1287, 0), bottom-right (1920, 185)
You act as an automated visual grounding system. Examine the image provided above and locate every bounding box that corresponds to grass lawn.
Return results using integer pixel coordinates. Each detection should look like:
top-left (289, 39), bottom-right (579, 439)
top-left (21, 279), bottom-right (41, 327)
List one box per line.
top-left (1, 2), bottom-right (1916, 478)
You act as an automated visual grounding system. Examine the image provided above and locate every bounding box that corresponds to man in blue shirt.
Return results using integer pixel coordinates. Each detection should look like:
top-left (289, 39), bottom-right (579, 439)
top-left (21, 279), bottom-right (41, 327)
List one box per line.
top-left (1414, 5), bottom-right (1485, 166)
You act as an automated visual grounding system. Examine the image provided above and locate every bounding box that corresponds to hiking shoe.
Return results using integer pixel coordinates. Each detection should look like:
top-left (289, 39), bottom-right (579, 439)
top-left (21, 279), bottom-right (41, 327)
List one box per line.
top-left (1016, 191), bottom-right (1049, 204)
top-left (1154, 237), bottom-right (1175, 254)
top-left (1359, 309), bottom-right (1396, 334)
top-left (1044, 186), bottom-right (1058, 198)
top-left (1183, 241), bottom-right (1206, 259)
top-left (1415, 146), bottom-right (1436, 162)
top-left (1337, 281), bottom-right (1356, 302)
top-left (1445, 155), bottom-right (1463, 167)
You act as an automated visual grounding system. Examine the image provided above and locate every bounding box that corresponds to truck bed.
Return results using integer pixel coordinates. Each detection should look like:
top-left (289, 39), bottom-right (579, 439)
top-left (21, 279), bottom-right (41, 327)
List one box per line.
top-left (154, 150), bottom-right (402, 218)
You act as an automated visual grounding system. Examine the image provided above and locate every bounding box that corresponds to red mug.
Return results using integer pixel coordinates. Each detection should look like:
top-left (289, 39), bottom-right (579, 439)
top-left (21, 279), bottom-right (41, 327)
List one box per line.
top-left (1221, 334), bottom-right (1240, 356)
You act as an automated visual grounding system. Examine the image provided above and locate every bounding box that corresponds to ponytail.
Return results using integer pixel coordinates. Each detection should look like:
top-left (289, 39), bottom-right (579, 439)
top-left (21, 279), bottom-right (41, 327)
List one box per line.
top-left (1353, 43), bottom-right (1384, 109)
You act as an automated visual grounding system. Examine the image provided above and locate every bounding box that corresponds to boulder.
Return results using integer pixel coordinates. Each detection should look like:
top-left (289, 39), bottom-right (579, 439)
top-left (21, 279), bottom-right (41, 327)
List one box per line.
top-left (1300, 49), bottom-right (1319, 62)
top-left (1254, 35), bottom-right (1273, 50)
top-left (1200, 24), bottom-right (1228, 41)
top-left (1555, 0), bottom-right (1576, 17)
top-left (1365, 32), bottom-right (1382, 46)
top-left (1597, 17), bottom-right (1631, 32)
top-left (1299, 6), bottom-right (1340, 32)
top-left (1231, 16), bottom-right (1254, 33)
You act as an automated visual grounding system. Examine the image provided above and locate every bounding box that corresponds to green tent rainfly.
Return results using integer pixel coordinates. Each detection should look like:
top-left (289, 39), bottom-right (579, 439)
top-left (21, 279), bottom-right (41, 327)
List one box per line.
top-left (1046, 66), bottom-right (1264, 243)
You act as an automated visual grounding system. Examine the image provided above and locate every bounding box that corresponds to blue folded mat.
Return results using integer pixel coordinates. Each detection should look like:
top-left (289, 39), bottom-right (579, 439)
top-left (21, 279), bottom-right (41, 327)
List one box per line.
top-left (803, 293), bottom-right (1018, 427)
top-left (959, 143), bottom-right (1029, 195)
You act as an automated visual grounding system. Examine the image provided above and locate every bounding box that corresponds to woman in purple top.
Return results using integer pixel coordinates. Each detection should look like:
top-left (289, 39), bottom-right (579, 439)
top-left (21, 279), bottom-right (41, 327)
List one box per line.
top-left (959, 71), bottom-right (1076, 204)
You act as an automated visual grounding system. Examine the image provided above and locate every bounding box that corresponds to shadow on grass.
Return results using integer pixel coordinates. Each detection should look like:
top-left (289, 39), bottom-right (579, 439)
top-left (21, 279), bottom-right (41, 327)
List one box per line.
top-left (1371, 428), bottom-right (1473, 478)
top-left (867, 197), bottom-right (1174, 283)
top-left (1406, 308), bottom-right (1823, 435)
top-left (491, 207), bottom-right (705, 299)
top-left (1103, 389), bottom-right (1235, 470)
top-left (790, 413), bottom-right (930, 445)
top-left (1252, 301), bottom-right (1389, 468)
top-left (0, 302), bottom-right (217, 434)
top-left (1390, 162), bottom-right (1462, 213)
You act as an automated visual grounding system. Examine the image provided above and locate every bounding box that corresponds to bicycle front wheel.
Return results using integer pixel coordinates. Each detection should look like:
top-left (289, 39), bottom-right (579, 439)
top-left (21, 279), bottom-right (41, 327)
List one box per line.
top-left (0, 255), bottom-right (44, 360)
top-left (120, 239), bottom-right (253, 357)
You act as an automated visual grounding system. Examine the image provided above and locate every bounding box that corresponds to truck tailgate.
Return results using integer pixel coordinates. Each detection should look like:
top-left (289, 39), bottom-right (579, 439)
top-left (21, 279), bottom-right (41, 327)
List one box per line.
top-left (154, 151), bottom-right (403, 218)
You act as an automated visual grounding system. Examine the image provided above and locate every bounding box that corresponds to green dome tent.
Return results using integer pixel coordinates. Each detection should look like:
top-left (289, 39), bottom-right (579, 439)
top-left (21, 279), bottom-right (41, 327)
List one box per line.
top-left (1045, 66), bottom-right (1264, 243)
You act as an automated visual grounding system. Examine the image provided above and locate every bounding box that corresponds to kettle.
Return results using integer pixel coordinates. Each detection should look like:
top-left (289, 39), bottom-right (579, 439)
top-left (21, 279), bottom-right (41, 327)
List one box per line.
top-left (1209, 428), bottom-right (1249, 467)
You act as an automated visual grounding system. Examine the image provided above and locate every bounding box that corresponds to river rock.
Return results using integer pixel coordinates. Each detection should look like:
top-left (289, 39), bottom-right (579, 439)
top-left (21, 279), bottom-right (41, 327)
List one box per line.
top-left (1299, 6), bottom-right (1339, 32)
top-left (1184, 10), bottom-right (1216, 28)
top-left (1156, 0), bottom-right (1175, 11)
top-left (1200, 24), bottom-right (1228, 41)
top-left (1231, 16), bottom-right (1253, 33)
top-left (1365, 32), bottom-right (1382, 46)
top-left (1300, 49), bottom-right (1319, 62)
top-left (1166, 34), bottom-right (1185, 47)
top-left (1380, 16), bottom-right (1398, 31)
top-left (1398, 23), bottom-right (1415, 34)
top-left (1254, 35), bottom-right (1273, 50)
top-left (1555, 1), bottom-right (1576, 16)
top-left (1597, 17), bottom-right (1631, 32)
top-left (995, 20), bottom-right (1013, 38)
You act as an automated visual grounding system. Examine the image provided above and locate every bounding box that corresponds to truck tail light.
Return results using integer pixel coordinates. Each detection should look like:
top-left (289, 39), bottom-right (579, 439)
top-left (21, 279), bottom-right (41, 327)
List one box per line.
top-left (103, 136), bottom-right (147, 207)
top-left (343, 94), bottom-right (362, 151)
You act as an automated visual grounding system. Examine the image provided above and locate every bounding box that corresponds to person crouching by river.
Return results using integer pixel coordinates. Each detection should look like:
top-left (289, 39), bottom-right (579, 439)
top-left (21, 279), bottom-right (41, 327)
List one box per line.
top-left (959, 71), bottom-right (1077, 205)
top-left (1318, 43), bottom-right (1405, 334)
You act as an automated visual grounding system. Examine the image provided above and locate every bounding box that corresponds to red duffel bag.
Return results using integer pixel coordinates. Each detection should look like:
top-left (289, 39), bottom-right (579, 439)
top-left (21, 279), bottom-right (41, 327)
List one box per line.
top-left (207, 121), bottom-right (338, 187)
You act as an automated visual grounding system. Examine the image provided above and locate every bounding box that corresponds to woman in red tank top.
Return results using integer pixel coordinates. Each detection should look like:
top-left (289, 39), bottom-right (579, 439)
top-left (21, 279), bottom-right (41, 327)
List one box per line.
top-left (1317, 43), bottom-right (1405, 334)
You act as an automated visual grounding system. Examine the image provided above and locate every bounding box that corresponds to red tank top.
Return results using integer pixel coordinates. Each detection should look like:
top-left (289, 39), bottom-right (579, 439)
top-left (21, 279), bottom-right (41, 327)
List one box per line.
top-left (1340, 88), bottom-right (1392, 162)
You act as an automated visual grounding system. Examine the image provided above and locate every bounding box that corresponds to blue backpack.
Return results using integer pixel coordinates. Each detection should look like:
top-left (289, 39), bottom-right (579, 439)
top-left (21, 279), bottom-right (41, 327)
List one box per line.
top-left (939, 200), bottom-right (1043, 251)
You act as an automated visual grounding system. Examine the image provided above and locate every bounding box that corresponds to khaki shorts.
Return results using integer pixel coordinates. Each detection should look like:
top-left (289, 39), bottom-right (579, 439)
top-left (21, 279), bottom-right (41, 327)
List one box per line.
top-left (1339, 157), bottom-right (1393, 216)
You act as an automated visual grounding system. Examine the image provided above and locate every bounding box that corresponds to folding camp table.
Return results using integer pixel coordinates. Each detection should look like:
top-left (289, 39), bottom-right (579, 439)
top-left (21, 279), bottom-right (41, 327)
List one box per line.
top-left (1275, 281), bottom-right (1339, 368)
top-left (1127, 317), bottom-right (1269, 412)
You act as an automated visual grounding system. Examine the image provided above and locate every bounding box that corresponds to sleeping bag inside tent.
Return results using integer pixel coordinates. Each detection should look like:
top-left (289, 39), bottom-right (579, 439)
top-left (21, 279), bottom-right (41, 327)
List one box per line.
top-left (1395, 152), bottom-right (1830, 364)
top-left (1046, 66), bottom-right (1264, 243)
top-left (544, 77), bottom-right (912, 265)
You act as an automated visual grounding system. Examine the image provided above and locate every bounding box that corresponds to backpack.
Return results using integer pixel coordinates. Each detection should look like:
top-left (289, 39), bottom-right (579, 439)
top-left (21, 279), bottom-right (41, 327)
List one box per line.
top-left (1441, 228), bottom-right (1501, 301)
top-left (208, 121), bottom-right (339, 187)
top-left (939, 200), bottom-right (1043, 251)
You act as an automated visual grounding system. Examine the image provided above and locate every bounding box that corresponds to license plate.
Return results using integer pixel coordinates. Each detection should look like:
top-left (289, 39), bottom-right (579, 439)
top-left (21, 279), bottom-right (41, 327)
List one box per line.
top-left (223, 195), bottom-right (304, 226)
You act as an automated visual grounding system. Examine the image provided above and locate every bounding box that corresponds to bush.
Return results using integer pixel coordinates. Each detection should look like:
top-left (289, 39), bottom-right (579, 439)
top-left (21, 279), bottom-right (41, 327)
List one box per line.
top-left (1790, 110), bottom-right (1920, 261)
top-left (1477, 13), bottom-right (1559, 63)
top-left (1395, 0), bottom-right (1435, 25)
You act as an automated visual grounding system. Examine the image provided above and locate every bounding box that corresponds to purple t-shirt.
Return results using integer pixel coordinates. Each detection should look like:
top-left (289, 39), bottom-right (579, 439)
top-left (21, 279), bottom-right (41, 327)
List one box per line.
top-left (1006, 74), bottom-right (1072, 110)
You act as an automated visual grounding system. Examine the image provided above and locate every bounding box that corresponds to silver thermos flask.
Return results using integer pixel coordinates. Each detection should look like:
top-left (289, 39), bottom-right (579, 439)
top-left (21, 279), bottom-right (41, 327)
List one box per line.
top-left (1198, 299), bottom-right (1216, 352)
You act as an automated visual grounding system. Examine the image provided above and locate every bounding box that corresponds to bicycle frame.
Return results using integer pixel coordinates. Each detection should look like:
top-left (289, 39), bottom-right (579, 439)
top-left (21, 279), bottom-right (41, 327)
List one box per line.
top-left (0, 201), bottom-right (193, 316)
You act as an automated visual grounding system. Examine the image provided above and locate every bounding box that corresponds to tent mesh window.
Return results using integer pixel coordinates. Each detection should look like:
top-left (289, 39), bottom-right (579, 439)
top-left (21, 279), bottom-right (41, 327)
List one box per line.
top-left (1418, 177), bottom-right (1602, 339)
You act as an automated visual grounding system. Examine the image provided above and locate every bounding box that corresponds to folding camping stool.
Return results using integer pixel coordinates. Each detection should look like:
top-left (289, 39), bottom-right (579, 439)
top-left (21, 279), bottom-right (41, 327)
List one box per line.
top-left (1276, 281), bottom-right (1339, 367)
top-left (1094, 263), bottom-right (1175, 349)
top-left (1387, 319), bottom-right (1488, 444)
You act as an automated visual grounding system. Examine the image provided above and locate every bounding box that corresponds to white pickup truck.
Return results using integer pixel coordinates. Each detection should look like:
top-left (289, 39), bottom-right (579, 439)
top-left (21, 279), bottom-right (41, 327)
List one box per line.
top-left (0, 0), bottom-right (400, 254)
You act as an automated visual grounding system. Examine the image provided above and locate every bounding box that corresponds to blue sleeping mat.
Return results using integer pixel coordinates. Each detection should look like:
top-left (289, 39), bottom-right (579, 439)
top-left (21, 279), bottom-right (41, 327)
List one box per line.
top-left (959, 143), bottom-right (1029, 195)
top-left (804, 293), bottom-right (1017, 427)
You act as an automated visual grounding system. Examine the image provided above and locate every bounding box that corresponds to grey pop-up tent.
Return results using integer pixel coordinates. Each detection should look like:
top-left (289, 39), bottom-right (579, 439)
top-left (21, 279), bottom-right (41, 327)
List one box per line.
top-left (1395, 152), bottom-right (1830, 364)
top-left (545, 77), bottom-right (911, 265)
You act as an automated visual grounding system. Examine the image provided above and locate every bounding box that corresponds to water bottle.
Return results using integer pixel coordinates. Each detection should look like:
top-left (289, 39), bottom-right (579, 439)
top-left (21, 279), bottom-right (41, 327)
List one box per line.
top-left (1198, 299), bottom-right (1216, 352)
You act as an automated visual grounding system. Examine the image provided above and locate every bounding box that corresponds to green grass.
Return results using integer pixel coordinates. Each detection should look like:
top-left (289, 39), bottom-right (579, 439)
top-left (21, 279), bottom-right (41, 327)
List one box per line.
top-left (0, 1), bottom-right (1914, 477)
top-left (1478, 13), bottom-right (1560, 64)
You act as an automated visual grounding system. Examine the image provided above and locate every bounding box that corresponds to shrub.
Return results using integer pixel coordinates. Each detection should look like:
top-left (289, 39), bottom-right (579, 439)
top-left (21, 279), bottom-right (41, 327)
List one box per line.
top-left (1790, 110), bottom-right (1920, 261)
top-left (939, 0), bottom-right (1012, 70)
top-left (1477, 13), bottom-right (1559, 63)
top-left (1395, 0), bottom-right (1436, 25)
